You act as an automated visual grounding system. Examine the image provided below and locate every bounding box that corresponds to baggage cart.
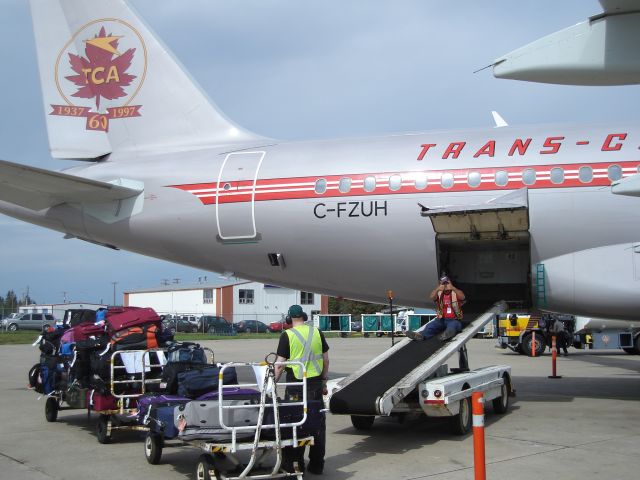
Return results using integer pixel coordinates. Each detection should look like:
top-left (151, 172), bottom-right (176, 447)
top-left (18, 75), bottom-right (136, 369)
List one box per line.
top-left (42, 349), bottom-right (167, 443)
top-left (142, 358), bottom-right (315, 479)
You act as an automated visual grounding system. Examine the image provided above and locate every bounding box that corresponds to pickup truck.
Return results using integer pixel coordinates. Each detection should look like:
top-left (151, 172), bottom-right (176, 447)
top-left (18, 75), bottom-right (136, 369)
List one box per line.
top-left (3, 313), bottom-right (56, 332)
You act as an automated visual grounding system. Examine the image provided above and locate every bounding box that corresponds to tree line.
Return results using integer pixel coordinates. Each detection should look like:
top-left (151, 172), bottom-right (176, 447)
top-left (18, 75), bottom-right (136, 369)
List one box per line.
top-left (0, 290), bottom-right (37, 315)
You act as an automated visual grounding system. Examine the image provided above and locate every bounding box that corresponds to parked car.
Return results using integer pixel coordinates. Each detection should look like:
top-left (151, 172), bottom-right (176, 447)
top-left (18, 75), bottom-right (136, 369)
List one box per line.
top-left (201, 315), bottom-right (235, 335)
top-left (351, 320), bottom-right (362, 333)
top-left (268, 320), bottom-right (292, 333)
top-left (3, 313), bottom-right (56, 332)
top-left (236, 320), bottom-right (270, 333)
top-left (164, 317), bottom-right (198, 333)
top-left (180, 315), bottom-right (200, 325)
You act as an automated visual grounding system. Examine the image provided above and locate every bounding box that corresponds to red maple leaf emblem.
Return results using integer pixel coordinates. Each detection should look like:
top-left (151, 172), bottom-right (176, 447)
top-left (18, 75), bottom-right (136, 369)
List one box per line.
top-left (65, 27), bottom-right (137, 110)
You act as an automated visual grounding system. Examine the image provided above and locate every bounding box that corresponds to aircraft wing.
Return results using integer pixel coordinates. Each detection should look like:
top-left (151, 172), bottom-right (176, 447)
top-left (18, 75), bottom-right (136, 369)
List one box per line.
top-left (0, 159), bottom-right (143, 211)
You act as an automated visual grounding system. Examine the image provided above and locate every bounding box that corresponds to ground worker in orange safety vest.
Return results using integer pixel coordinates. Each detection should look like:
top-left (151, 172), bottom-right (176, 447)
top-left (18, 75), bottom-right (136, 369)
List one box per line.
top-left (406, 275), bottom-right (466, 341)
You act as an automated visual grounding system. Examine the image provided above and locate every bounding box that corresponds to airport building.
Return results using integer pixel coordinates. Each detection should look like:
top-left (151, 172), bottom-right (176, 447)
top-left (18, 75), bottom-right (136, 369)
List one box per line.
top-left (18, 302), bottom-right (106, 320)
top-left (123, 278), bottom-right (328, 324)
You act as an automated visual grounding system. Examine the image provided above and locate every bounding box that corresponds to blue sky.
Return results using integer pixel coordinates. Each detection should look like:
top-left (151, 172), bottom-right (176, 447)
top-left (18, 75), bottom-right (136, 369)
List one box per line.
top-left (1, 0), bottom-right (638, 305)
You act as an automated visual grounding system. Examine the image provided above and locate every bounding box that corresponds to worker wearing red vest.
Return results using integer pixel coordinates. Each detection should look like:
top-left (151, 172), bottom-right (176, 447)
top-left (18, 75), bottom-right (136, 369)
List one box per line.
top-left (407, 275), bottom-right (465, 341)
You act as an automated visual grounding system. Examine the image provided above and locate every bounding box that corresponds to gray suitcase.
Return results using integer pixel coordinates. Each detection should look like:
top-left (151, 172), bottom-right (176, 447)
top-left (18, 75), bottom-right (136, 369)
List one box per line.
top-left (176, 392), bottom-right (261, 441)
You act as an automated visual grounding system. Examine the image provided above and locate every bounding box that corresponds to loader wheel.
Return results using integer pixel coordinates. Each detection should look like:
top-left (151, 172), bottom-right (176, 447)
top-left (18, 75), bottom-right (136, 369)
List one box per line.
top-left (351, 415), bottom-right (375, 431)
top-left (144, 433), bottom-right (163, 464)
top-left (45, 397), bottom-right (58, 422)
top-left (522, 333), bottom-right (546, 357)
top-left (196, 454), bottom-right (221, 480)
top-left (492, 374), bottom-right (510, 414)
top-left (449, 396), bottom-right (471, 435)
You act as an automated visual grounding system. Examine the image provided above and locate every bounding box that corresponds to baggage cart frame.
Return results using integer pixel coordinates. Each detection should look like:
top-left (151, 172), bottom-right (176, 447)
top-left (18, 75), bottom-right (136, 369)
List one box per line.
top-left (143, 358), bottom-right (315, 479)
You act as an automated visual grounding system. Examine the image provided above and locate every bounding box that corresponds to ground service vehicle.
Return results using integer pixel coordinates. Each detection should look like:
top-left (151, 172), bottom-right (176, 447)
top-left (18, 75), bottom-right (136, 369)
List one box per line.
top-left (329, 303), bottom-right (513, 434)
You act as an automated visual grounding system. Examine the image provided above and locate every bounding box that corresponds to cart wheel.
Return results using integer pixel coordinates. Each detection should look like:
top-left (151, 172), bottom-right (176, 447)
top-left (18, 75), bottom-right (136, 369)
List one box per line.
top-left (492, 374), bottom-right (511, 414)
top-left (375, 332), bottom-right (383, 338)
top-left (144, 433), bottom-right (163, 464)
top-left (449, 396), bottom-right (471, 435)
top-left (363, 333), bottom-right (370, 338)
top-left (96, 414), bottom-right (112, 444)
top-left (196, 454), bottom-right (221, 480)
top-left (45, 397), bottom-right (58, 422)
top-left (351, 415), bottom-right (375, 431)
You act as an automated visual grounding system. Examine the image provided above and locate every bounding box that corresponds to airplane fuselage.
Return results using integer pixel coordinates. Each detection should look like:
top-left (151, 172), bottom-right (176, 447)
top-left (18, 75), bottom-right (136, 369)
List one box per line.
top-left (4, 122), bottom-right (638, 318)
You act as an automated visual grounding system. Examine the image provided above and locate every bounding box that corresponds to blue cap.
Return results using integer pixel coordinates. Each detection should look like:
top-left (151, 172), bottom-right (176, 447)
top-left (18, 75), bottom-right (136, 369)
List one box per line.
top-left (288, 305), bottom-right (304, 318)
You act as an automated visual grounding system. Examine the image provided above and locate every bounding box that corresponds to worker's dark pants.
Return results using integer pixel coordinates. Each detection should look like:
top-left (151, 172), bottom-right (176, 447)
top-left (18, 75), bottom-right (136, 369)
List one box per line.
top-left (282, 381), bottom-right (326, 471)
top-left (421, 317), bottom-right (462, 339)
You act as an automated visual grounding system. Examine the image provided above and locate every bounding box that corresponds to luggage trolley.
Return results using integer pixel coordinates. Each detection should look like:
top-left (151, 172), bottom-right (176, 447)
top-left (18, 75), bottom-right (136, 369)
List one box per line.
top-left (142, 357), bottom-right (316, 480)
top-left (93, 348), bottom-right (166, 443)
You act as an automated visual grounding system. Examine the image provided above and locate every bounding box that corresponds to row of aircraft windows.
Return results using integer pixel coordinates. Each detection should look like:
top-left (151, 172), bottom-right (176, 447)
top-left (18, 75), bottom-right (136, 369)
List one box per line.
top-left (313, 165), bottom-right (637, 194)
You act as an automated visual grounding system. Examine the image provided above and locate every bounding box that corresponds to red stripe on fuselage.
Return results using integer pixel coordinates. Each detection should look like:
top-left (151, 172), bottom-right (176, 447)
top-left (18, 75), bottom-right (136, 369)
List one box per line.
top-left (169, 160), bottom-right (640, 205)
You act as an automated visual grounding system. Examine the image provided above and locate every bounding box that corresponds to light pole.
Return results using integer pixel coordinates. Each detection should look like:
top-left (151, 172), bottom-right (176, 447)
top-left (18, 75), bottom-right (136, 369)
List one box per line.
top-left (111, 282), bottom-right (118, 306)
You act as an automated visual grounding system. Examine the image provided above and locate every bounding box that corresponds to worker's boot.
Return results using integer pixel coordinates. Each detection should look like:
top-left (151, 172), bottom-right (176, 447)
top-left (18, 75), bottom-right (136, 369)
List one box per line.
top-left (439, 329), bottom-right (457, 341)
top-left (405, 331), bottom-right (424, 341)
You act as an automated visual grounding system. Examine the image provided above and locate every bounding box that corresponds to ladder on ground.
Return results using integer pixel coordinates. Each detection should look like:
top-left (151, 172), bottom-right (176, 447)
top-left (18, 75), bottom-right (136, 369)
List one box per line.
top-left (535, 263), bottom-right (547, 308)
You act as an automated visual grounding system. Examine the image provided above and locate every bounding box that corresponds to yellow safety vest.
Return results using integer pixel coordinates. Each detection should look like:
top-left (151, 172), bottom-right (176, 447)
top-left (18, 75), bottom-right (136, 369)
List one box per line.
top-left (285, 324), bottom-right (324, 380)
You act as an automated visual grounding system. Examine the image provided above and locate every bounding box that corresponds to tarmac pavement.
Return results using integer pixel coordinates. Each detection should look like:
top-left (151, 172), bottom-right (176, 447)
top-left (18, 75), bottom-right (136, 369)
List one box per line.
top-left (1, 337), bottom-right (639, 479)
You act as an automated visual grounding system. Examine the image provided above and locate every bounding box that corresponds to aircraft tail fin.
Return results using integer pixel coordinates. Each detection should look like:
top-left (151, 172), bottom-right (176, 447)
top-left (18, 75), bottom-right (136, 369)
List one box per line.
top-left (29, 0), bottom-right (264, 160)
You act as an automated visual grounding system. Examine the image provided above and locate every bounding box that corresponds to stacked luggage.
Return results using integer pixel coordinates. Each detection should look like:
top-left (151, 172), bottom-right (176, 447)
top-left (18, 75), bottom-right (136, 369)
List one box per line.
top-left (28, 307), bottom-right (173, 440)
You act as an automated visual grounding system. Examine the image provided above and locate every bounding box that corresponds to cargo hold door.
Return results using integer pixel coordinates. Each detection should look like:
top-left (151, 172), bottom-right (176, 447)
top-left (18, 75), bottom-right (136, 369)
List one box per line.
top-left (420, 188), bottom-right (532, 311)
top-left (216, 151), bottom-right (265, 242)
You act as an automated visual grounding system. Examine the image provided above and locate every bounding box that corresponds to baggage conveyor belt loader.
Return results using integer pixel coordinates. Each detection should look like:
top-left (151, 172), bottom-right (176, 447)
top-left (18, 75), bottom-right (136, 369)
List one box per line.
top-left (328, 302), bottom-right (514, 434)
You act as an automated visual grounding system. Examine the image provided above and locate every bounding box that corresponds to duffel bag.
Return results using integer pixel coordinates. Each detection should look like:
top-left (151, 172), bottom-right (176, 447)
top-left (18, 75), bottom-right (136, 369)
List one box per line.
top-left (177, 365), bottom-right (238, 399)
top-left (160, 362), bottom-right (194, 394)
top-left (110, 323), bottom-right (159, 351)
top-left (106, 307), bottom-right (160, 332)
top-left (166, 342), bottom-right (207, 364)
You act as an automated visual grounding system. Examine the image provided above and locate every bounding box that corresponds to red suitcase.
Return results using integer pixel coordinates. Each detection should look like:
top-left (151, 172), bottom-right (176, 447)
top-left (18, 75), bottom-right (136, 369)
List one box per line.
top-left (106, 307), bottom-right (160, 332)
top-left (74, 323), bottom-right (107, 341)
top-left (87, 390), bottom-right (118, 411)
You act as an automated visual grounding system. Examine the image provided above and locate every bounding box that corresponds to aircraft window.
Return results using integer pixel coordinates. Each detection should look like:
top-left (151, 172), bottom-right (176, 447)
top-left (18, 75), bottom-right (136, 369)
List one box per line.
top-left (339, 177), bottom-right (352, 193)
top-left (468, 171), bottom-right (481, 188)
top-left (315, 178), bottom-right (327, 194)
top-left (364, 176), bottom-right (376, 192)
top-left (550, 167), bottom-right (564, 184)
top-left (495, 170), bottom-right (508, 187)
top-left (223, 183), bottom-right (231, 191)
top-left (522, 168), bottom-right (536, 185)
top-left (608, 164), bottom-right (622, 181)
top-left (414, 174), bottom-right (428, 190)
top-left (578, 166), bottom-right (592, 183)
top-left (386, 175), bottom-right (400, 191)
top-left (441, 173), bottom-right (454, 189)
